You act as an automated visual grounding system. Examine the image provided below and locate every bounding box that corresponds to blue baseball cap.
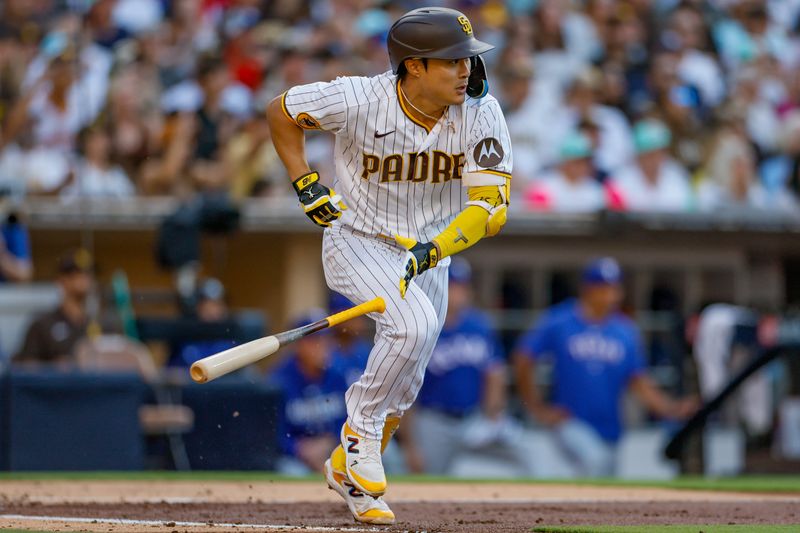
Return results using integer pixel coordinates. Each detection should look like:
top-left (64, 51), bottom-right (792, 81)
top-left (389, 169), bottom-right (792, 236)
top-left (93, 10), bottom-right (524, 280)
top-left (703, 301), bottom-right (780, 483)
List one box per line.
top-left (448, 257), bottom-right (472, 285)
top-left (582, 257), bottom-right (622, 286)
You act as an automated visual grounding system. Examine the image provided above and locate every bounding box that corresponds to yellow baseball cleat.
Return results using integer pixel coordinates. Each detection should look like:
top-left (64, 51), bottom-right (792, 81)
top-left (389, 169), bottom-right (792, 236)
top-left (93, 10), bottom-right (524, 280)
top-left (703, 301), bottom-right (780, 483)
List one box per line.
top-left (324, 456), bottom-right (395, 525)
top-left (341, 422), bottom-right (387, 497)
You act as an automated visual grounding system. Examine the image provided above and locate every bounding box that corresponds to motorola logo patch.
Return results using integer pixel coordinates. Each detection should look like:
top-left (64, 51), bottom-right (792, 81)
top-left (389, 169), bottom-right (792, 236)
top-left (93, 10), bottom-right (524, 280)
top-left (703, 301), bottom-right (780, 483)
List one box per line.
top-left (474, 137), bottom-right (504, 168)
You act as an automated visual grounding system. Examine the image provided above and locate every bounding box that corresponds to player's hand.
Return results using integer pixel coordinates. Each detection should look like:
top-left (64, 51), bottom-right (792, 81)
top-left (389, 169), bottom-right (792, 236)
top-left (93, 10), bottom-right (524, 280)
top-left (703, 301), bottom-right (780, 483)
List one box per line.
top-left (532, 405), bottom-right (571, 427)
top-left (394, 235), bottom-right (439, 299)
top-left (673, 396), bottom-right (700, 420)
top-left (292, 171), bottom-right (346, 228)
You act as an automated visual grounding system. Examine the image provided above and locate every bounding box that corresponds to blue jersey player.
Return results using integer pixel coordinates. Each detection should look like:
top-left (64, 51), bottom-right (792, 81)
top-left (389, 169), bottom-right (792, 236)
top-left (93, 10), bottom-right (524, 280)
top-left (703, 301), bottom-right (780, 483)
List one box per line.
top-left (513, 257), bottom-right (696, 476)
top-left (268, 311), bottom-right (349, 475)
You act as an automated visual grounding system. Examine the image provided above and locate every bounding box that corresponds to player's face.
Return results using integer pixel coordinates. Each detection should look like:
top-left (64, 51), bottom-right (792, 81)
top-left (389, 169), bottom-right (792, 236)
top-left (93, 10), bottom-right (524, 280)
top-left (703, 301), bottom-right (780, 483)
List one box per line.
top-left (296, 335), bottom-right (330, 372)
top-left (582, 284), bottom-right (623, 317)
top-left (59, 270), bottom-right (93, 301)
top-left (447, 281), bottom-right (471, 313)
top-left (638, 149), bottom-right (666, 180)
top-left (422, 57), bottom-right (471, 105)
top-left (561, 157), bottom-right (592, 181)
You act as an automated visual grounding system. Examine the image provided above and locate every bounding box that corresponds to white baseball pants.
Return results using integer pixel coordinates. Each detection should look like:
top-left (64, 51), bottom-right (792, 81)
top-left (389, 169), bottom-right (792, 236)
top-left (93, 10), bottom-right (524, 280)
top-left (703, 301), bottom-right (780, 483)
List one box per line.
top-left (322, 225), bottom-right (448, 440)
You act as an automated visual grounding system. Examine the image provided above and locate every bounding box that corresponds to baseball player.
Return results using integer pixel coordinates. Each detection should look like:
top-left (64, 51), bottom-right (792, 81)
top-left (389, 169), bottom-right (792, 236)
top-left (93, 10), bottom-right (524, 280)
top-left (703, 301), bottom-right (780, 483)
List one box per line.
top-left (266, 7), bottom-right (512, 524)
top-left (267, 311), bottom-right (349, 476)
top-left (512, 258), bottom-right (696, 476)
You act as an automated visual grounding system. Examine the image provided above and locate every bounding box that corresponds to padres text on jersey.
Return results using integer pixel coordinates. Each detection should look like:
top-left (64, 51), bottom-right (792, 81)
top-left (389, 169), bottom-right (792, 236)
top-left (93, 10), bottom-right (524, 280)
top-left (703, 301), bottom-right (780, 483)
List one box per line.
top-left (281, 73), bottom-right (513, 243)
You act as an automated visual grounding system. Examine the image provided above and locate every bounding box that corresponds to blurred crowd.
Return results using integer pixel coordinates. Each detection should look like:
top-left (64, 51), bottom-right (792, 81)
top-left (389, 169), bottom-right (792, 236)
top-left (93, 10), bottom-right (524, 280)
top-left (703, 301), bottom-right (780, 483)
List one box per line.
top-left (2, 0), bottom-right (799, 475)
top-left (0, 0), bottom-right (798, 215)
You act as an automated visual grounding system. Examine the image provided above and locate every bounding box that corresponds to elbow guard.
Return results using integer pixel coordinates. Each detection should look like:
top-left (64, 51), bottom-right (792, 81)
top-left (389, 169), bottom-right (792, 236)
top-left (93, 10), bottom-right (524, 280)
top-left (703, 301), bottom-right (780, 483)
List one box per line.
top-left (466, 180), bottom-right (509, 237)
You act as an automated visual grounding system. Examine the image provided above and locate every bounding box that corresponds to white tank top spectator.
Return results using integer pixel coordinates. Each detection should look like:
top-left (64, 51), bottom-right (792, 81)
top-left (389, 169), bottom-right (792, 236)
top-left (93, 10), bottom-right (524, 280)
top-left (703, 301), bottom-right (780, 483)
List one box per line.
top-left (526, 131), bottom-right (619, 213)
top-left (61, 127), bottom-right (135, 199)
top-left (697, 108), bottom-right (799, 213)
top-left (610, 119), bottom-right (693, 213)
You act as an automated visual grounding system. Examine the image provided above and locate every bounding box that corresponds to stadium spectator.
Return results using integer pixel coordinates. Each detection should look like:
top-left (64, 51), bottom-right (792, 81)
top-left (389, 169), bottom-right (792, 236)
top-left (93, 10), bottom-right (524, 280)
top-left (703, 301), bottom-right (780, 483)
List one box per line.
top-left (697, 106), bottom-right (798, 213)
top-left (259, 49), bottom-right (313, 111)
top-left (0, 0), bottom-right (797, 218)
top-left (225, 108), bottom-right (285, 199)
top-left (267, 310), bottom-right (348, 476)
top-left (529, 0), bottom-right (602, 89)
top-left (0, 208), bottom-right (32, 283)
top-left (15, 249), bottom-right (95, 366)
top-left (85, 0), bottom-right (130, 51)
top-left (729, 64), bottom-right (783, 156)
top-left (221, 3), bottom-right (268, 91)
top-left (666, 3), bottom-right (726, 109)
top-left (149, 0), bottom-right (212, 88)
top-left (405, 258), bottom-right (530, 476)
top-left (512, 257), bottom-right (696, 476)
top-left (13, 28), bottom-right (112, 154)
top-left (545, 68), bottom-right (635, 178)
top-left (525, 131), bottom-right (610, 213)
top-left (137, 110), bottom-right (197, 196)
top-left (498, 53), bottom-right (558, 194)
top-left (193, 55), bottom-right (232, 162)
top-left (61, 126), bottom-right (135, 199)
top-left (610, 119), bottom-right (693, 212)
top-left (0, 24), bottom-right (34, 122)
top-left (641, 50), bottom-right (707, 169)
top-left (104, 56), bottom-right (163, 184)
top-left (712, 0), bottom-right (796, 72)
top-left (597, 6), bottom-right (650, 116)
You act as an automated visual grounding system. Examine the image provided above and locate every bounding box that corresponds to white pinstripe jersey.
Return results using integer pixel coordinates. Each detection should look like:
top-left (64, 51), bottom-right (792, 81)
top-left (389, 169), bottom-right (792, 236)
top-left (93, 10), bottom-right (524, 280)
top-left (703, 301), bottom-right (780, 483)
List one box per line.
top-left (281, 71), bottom-right (512, 242)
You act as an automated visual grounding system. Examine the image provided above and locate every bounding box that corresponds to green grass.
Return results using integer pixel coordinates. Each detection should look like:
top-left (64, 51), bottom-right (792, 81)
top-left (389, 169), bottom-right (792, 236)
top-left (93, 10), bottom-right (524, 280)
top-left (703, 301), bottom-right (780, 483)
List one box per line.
top-left (0, 472), bottom-right (797, 493)
top-left (533, 526), bottom-right (800, 533)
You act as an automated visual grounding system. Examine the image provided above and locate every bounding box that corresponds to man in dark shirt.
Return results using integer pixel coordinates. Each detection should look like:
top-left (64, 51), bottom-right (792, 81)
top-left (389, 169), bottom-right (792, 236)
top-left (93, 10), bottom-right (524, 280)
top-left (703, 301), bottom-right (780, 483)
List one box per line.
top-left (15, 249), bottom-right (94, 366)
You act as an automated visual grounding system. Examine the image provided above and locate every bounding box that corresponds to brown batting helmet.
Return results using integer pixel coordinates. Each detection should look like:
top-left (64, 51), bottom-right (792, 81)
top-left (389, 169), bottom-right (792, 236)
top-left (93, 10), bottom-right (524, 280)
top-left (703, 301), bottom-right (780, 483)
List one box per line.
top-left (387, 7), bottom-right (494, 98)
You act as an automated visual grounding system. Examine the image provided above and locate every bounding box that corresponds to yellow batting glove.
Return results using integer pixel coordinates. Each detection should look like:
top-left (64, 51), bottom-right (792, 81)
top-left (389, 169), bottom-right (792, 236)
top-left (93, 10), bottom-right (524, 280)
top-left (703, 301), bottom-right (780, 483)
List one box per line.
top-left (292, 171), bottom-right (347, 228)
top-left (394, 235), bottom-right (439, 299)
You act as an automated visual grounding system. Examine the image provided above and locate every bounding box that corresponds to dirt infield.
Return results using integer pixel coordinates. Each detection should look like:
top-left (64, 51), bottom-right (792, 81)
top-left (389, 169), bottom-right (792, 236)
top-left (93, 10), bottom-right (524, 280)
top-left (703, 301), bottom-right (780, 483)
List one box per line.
top-left (0, 480), bottom-right (798, 532)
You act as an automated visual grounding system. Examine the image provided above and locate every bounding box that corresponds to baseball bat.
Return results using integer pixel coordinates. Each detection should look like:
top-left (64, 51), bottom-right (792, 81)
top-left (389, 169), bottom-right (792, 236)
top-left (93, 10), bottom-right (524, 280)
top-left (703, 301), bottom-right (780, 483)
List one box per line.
top-left (664, 343), bottom-right (793, 460)
top-left (189, 296), bottom-right (386, 384)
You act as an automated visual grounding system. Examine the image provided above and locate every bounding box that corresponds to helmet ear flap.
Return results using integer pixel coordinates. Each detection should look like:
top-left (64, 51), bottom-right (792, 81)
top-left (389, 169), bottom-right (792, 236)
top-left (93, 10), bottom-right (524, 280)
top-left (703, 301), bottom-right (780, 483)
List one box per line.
top-left (467, 55), bottom-right (489, 99)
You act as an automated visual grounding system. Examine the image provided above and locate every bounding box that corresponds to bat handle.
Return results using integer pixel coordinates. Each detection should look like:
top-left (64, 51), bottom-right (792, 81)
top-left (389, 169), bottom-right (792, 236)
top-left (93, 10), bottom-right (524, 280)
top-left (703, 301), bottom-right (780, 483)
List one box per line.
top-left (327, 296), bottom-right (386, 327)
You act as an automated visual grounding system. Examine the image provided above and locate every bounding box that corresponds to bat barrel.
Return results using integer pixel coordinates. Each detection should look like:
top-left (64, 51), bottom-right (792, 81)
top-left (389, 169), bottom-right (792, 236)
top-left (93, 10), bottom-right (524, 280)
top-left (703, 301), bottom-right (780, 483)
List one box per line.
top-left (189, 296), bottom-right (386, 384)
top-left (190, 336), bottom-right (280, 383)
